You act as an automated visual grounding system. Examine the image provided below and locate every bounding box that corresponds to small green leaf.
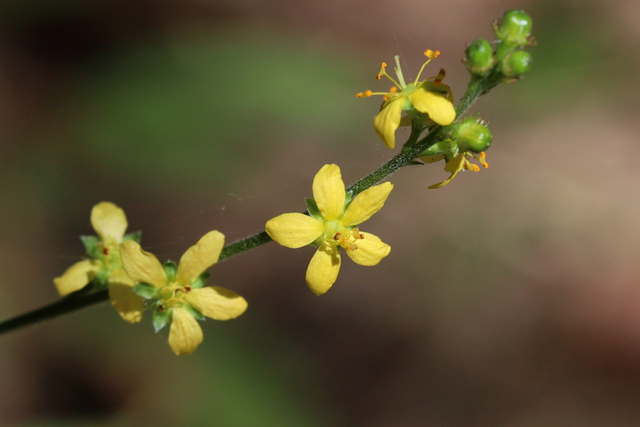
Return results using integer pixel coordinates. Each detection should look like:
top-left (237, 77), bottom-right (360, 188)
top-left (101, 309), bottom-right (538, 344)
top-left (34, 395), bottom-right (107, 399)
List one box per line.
top-left (133, 283), bottom-right (160, 299)
top-left (163, 261), bottom-right (178, 282)
top-left (191, 272), bottom-right (210, 289)
top-left (153, 307), bottom-right (172, 332)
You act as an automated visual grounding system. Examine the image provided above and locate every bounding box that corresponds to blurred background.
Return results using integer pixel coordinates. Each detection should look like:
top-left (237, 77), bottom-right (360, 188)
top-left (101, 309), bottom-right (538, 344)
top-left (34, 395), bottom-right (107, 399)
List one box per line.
top-left (1, 0), bottom-right (639, 425)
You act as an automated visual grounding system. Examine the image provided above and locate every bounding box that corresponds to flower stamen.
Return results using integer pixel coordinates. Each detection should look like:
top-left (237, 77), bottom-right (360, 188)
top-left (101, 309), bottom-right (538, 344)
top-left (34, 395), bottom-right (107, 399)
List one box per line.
top-left (415, 49), bottom-right (440, 83)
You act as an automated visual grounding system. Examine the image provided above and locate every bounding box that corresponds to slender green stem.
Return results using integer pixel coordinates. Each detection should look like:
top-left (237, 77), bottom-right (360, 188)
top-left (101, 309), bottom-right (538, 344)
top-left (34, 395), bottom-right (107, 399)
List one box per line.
top-left (0, 65), bottom-right (498, 336)
top-left (0, 290), bottom-right (109, 335)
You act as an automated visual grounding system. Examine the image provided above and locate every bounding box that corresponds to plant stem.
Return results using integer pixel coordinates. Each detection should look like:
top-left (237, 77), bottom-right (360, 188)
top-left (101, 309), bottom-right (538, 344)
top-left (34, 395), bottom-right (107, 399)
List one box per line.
top-left (0, 67), bottom-right (496, 336)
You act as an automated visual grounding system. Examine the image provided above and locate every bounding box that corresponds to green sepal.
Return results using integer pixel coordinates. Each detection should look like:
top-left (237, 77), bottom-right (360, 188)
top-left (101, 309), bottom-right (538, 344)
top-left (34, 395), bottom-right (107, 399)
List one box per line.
top-left (92, 268), bottom-right (110, 289)
top-left (153, 306), bottom-right (172, 332)
top-left (162, 261), bottom-right (178, 282)
top-left (122, 230), bottom-right (141, 244)
top-left (133, 283), bottom-right (160, 299)
top-left (80, 235), bottom-right (101, 259)
top-left (184, 303), bottom-right (205, 321)
top-left (343, 192), bottom-right (354, 212)
top-left (191, 272), bottom-right (210, 289)
top-left (305, 198), bottom-right (322, 221)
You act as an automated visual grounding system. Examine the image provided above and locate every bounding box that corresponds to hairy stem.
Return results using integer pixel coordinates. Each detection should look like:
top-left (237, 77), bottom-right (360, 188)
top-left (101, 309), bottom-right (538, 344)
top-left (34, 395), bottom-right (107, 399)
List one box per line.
top-left (0, 67), bottom-right (496, 336)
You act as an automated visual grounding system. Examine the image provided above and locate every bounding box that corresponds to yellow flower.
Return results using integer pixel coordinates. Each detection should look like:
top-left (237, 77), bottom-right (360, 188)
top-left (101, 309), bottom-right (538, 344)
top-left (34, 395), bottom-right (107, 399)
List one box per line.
top-left (422, 151), bottom-right (489, 189)
top-left (356, 49), bottom-right (456, 149)
top-left (120, 231), bottom-right (248, 355)
top-left (265, 164), bottom-right (393, 296)
top-left (53, 202), bottom-right (144, 323)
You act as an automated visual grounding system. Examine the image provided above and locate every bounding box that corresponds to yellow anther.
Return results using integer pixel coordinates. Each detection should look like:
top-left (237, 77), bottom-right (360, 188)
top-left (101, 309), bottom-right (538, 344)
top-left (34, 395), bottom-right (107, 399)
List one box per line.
top-left (356, 90), bottom-right (373, 98)
top-left (376, 62), bottom-right (388, 80)
top-left (479, 152), bottom-right (489, 168)
top-left (424, 49), bottom-right (440, 59)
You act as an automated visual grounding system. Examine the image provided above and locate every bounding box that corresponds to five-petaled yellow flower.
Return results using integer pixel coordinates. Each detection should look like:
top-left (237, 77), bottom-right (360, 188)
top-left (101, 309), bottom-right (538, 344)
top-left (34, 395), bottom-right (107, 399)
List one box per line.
top-left (265, 164), bottom-right (393, 296)
top-left (54, 202), bottom-right (144, 323)
top-left (357, 49), bottom-right (456, 149)
top-left (120, 231), bottom-right (248, 355)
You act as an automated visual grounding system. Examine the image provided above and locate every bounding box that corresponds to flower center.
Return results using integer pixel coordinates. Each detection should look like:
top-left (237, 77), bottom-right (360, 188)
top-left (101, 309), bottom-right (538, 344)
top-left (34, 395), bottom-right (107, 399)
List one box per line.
top-left (323, 220), bottom-right (364, 252)
top-left (158, 282), bottom-right (191, 309)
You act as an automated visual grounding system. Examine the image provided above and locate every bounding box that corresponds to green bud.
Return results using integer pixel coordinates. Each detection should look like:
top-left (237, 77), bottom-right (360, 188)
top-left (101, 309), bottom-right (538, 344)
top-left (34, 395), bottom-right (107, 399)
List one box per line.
top-left (455, 120), bottom-right (492, 153)
top-left (500, 51), bottom-right (532, 78)
top-left (494, 10), bottom-right (532, 45)
top-left (465, 39), bottom-right (493, 75)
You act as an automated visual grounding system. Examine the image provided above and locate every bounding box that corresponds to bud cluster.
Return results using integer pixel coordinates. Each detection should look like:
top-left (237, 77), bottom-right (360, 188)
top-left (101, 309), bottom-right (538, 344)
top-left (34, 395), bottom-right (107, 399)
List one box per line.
top-left (464, 10), bottom-right (534, 81)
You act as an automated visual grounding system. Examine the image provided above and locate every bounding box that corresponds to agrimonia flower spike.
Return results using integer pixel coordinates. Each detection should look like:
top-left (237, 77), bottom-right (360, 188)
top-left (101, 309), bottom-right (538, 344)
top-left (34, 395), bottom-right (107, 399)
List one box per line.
top-left (120, 231), bottom-right (247, 355)
top-left (54, 202), bottom-right (144, 323)
top-left (265, 164), bottom-right (393, 295)
top-left (356, 49), bottom-right (456, 149)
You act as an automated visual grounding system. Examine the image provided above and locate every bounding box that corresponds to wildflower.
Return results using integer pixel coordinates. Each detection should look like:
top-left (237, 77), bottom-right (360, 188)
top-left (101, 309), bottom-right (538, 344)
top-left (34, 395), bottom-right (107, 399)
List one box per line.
top-left (120, 231), bottom-right (248, 355)
top-left (356, 49), bottom-right (456, 149)
top-left (54, 202), bottom-right (144, 323)
top-left (265, 164), bottom-right (393, 295)
top-left (421, 119), bottom-right (492, 189)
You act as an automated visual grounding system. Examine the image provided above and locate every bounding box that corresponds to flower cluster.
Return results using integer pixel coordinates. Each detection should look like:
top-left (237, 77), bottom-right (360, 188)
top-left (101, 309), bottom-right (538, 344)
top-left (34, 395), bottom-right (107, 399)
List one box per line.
top-left (46, 10), bottom-right (533, 355)
top-left (55, 203), bottom-right (247, 355)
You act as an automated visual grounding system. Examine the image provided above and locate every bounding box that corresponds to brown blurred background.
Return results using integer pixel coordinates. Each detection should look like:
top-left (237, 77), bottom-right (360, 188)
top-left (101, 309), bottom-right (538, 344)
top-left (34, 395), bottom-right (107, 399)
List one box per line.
top-left (1, 0), bottom-right (639, 426)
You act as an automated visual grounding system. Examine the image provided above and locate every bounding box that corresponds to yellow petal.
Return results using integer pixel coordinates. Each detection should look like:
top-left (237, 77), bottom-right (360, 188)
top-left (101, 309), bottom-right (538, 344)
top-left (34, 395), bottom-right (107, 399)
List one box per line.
top-left (186, 286), bottom-right (248, 320)
top-left (176, 231), bottom-right (225, 285)
top-left (345, 232), bottom-right (390, 266)
top-left (428, 155), bottom-right (465, 189)
top-left (408, 89), bottom-right (456, 125)
top-left (53, 259), bottom-right (101, 296)
top-left (312, 164), bottom-right (345, 221)
top-left (265, 213), bottom-right (324, 248)
top-left (91, 202), bottom-right (128, 244)
top-left (305, 243), bottom-right (341, 296)
top-left (341, 182), bottom-right (394, 227)
top-left (119, 240), bottom-right (167, 288)
top-left (168, 307), bottom-right (203, 355)
top-left (108, 269), bottom-right (144, 323)
top-left (373, 97), bottom-right (404, 149)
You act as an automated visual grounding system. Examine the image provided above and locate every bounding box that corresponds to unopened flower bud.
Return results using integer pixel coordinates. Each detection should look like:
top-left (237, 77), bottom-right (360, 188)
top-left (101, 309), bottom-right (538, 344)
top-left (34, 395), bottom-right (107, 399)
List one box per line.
top-left (494, 10), bottom-right (533, 45)
top-left (500, 51), bottom-right (532, 78)
top-left (455, 120), bottom-right (492, 153)
top-left (465, 39), bottom-right (494, 75)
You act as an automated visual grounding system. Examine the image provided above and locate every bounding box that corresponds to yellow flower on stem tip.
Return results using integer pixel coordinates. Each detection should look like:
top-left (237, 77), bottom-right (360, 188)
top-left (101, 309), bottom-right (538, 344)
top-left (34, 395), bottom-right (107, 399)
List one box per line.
top-left (422, 151), bottom-right (489, 189)
top-left (53, 202), bottom-right (144, 323)
top-left (356, 49), bottom-right (456, 149)
top-left (120, 231), bottom-right (248, 355)
top-left (265, 164), bottom-right (393, 296)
